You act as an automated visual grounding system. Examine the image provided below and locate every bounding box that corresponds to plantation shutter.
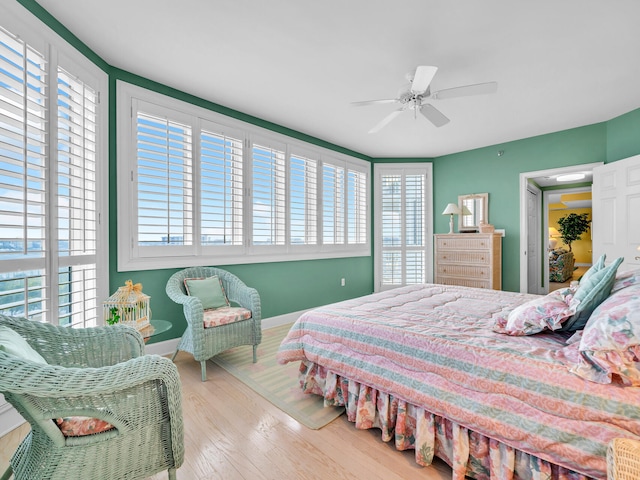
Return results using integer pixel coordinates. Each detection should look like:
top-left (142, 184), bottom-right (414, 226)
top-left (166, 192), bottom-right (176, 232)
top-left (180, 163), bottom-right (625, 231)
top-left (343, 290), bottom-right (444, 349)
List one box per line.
top-left (377, 169), bottom-right (428, 289)
top-left (200, 125), bottom-right (244, 247)
top-left (56, 67), bottom-right (100, 327)
top-left (322, 161), bottom-right (345, 245)
top-left (347, 168), bottom-right (367, 245)
top-left (252, 141), bottom-right (286, 246)
top-left (0, 27), bottom-right (48, 319)
top-left (289, 153), bottom-right (317, 245)
top-left (136, 111), bottom-right (193, 247)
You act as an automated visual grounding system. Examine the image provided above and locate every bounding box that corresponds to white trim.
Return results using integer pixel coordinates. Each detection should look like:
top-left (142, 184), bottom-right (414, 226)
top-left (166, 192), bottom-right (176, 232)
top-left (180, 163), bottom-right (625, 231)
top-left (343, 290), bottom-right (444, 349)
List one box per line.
top-left (117, 81), bottom-right (370, 271)
top-left (0, 395), bottom-right (26, 438)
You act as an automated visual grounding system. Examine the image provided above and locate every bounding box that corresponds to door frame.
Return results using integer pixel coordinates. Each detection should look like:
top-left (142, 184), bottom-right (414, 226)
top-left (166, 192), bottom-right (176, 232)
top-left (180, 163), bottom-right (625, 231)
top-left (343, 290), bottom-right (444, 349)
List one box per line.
top-left (519, 162), bottom-right (602, 293)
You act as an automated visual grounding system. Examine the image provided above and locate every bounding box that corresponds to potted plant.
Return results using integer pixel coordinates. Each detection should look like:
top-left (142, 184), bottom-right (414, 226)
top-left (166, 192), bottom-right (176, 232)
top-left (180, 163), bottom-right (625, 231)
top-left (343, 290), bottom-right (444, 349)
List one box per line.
top-left (557, 213), bottom-right (590, 252)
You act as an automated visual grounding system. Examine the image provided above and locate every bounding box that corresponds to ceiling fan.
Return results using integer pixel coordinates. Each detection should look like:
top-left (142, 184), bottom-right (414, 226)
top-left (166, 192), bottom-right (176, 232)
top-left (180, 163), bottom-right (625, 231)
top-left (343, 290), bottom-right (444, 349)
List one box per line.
top-left (352, 66), bottom-right (498, 133)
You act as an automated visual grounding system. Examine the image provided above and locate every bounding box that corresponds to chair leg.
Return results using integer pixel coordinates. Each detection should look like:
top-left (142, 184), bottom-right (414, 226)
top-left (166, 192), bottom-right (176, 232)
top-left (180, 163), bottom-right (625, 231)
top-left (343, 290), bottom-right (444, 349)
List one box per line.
top-left (170, 348), bottom-right (179, 362)
top-left (0, 465), bottom-right (13, 480)
top-left (253, 344), bottom-right (258, 363)
top-left (168, 467), bottom-right (177, 480)
top-left (200, 361), bottom-right (207, 382)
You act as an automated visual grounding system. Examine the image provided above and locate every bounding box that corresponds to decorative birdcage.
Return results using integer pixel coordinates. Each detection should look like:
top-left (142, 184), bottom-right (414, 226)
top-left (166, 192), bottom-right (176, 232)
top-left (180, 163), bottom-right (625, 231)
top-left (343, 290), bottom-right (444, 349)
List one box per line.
top-left (102, 280), bottom-right (151, 332)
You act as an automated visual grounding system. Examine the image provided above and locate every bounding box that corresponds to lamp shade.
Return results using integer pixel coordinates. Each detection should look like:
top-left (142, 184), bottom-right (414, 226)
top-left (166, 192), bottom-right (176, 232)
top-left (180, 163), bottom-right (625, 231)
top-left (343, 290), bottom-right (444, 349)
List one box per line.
top-left (460, 205), bottom-right (472, 216)
top-left (548, 227), bottom-right (560, 237)
top-left (442, 203), bottom-right (461, 215)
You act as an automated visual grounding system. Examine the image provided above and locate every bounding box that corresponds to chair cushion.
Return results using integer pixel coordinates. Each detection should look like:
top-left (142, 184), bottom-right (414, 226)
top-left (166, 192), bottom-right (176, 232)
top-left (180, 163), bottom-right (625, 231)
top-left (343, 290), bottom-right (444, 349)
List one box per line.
top-left (184, 276), bottom-right (230, 310)
top-left (0, 325), bottom-right (47, 364)
top-left (203, 306), bottom-right (252, 328)
top-left (55, 416), bottom-right (115, 437)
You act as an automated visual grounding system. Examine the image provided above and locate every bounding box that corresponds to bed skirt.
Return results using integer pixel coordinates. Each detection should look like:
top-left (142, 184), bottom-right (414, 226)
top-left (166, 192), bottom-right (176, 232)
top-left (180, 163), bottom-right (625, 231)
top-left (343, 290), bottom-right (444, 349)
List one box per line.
top-left (299, 361), bottom-right (596, 480)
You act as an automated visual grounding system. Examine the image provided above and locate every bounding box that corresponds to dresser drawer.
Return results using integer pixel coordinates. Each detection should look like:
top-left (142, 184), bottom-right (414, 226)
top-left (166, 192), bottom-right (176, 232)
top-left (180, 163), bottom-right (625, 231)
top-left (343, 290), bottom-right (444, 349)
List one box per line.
top-left (436, 264), bottom-right (490, 279)
top-left (437, 251), bottom-right (490, 265)
top-left (436, 275), bottom-right (490, 289)
top-left (436, 236), bottom-right (492, 251)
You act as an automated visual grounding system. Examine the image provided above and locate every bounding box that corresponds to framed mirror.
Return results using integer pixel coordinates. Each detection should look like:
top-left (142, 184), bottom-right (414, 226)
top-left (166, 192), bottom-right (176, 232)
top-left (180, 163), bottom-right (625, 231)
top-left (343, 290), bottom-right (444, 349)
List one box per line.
top-left (458, 193), bottom-right (489, 232)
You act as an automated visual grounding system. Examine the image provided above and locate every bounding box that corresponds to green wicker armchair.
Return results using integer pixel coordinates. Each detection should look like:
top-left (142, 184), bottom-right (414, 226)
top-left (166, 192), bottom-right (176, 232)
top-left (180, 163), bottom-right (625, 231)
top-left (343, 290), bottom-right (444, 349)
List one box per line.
top-left (166, 266), bottom-right (261, 381)
top-left (0, 314), bottom-right (184, 480)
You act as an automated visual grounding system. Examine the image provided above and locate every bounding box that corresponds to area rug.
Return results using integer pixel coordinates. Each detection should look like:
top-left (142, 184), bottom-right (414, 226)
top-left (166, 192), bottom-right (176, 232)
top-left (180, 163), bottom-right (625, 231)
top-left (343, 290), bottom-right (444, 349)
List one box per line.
top-left (211, 323), bottom-right (344, 430)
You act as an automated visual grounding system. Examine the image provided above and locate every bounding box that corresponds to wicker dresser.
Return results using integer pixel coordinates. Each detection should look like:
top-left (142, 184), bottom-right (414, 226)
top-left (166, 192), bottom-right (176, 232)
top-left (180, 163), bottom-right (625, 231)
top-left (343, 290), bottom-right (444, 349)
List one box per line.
top-left (434, 233), bottom-right (502, 290)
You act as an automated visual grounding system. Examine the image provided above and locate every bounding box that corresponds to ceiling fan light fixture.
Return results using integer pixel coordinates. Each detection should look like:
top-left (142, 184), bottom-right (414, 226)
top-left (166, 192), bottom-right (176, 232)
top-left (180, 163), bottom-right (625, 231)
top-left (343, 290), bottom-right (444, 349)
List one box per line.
top-left (556, 173), bottom-right (586, 182)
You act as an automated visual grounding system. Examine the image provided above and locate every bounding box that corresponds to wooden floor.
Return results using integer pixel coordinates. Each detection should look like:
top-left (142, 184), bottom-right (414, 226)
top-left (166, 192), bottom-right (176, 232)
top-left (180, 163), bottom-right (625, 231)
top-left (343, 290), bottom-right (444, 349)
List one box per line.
top-left (1, 350), bottom-right (452, 480)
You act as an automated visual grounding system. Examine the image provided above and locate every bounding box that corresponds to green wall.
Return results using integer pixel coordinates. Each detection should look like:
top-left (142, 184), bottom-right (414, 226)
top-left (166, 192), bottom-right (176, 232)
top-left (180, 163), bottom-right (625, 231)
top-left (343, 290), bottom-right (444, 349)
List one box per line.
top-left (606, 108), bottom-right (640, 162)
top-left (432, 124), bottom-right (608, 291)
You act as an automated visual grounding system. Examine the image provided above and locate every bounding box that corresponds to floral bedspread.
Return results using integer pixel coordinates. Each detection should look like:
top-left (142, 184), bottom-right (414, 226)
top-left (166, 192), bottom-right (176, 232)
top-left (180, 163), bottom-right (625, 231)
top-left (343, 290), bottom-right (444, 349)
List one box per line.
top-left (277, 283), bottom-right (640, 479)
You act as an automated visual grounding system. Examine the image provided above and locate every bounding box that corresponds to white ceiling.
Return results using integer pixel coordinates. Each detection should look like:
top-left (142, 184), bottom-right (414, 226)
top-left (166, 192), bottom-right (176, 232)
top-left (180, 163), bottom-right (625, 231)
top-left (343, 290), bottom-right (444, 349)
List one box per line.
top-left (35, 0), bottom-right (640, 158)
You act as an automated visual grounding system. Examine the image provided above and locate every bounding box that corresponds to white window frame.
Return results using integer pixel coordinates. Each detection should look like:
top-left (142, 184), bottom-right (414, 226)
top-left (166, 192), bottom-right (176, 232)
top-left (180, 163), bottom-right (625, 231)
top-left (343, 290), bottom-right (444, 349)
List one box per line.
top-left (0, 3), bottom-right (109, 323)
top-left (374, 163), bottom-right (433, 291)
top-left (117, 81), bottom-right (370, 271)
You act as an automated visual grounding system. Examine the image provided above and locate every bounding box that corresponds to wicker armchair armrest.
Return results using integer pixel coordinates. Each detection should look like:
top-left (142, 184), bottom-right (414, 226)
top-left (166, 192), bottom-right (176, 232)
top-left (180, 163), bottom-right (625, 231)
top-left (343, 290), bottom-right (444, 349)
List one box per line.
top-left (0, 352), bottom-right (183, 461)
top-left (226, 281), bottom-right (261, 321)
top-left (0, 315), bottom-right (144, 367)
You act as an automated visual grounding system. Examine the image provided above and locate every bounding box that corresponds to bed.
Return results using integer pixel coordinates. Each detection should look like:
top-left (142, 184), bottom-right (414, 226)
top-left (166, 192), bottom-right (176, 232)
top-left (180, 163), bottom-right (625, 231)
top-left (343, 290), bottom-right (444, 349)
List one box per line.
top-left (277, 265), bottom-right (640, 480)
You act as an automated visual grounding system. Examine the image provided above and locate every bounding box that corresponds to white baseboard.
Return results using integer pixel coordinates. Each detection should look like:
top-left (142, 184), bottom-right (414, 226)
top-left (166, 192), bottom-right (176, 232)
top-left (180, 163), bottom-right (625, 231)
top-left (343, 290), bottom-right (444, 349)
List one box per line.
top-left (0, 310), bottom-right (309, 437)
top-left (0, 395), bottom-right (26, 438)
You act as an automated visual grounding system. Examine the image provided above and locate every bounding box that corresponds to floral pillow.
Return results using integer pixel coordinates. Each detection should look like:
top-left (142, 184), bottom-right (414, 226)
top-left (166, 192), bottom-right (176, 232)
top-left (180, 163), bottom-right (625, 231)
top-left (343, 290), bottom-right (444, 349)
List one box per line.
top-left (493, 287), bottom-right (576, 336)
top-left (565, 285), bottom-right (640, 386)
top-left (611, 268), bottom-right (640, 294)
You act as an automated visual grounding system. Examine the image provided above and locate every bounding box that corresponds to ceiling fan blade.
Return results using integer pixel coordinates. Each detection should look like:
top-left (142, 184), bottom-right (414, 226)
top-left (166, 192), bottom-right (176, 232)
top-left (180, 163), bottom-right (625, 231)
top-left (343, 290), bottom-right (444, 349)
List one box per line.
top-left (368, 108), bottom-right (404, 134)
top-left (420, 104), bottom-right (450, 128)
top-left (351, 98), bottom-right (398, 107)
top-left (430, 81), bottom-right (498, 100)
top-left (410, 66), bottom-right (438, 95)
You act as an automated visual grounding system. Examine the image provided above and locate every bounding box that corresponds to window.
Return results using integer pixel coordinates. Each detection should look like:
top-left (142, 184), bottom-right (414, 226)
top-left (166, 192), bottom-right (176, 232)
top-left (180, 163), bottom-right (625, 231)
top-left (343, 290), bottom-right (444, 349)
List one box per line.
top-left (289, 153), bottom-right (317, 245)
top-left (0, 10), bottom-right (108, 326)
top-left (374, 164), bottom-right (433, 291)
top-left (200, 124), bottom-right (243, 248)
top-left (117, 82), bottom-right (369, 270)
top-left (252, 140), bottom-right (286, 247)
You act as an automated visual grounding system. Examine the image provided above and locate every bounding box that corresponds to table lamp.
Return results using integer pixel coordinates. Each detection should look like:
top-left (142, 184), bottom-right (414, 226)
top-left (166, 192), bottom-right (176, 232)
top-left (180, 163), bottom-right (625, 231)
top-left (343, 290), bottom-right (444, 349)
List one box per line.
top-left (442, 203), bottom-right (461, 234)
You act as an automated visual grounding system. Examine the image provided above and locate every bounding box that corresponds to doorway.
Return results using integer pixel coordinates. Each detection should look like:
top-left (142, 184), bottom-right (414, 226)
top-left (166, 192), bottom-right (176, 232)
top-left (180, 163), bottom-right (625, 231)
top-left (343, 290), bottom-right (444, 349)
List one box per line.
top-left (519, 162), bottom-right (603, 294)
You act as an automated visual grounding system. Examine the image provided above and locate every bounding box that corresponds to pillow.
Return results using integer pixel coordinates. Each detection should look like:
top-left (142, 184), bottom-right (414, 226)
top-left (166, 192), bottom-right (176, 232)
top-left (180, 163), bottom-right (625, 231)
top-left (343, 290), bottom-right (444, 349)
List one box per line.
top-left (184, 276), bottom-right (229, 310)
top-left (560, 256), bottom-right (624, 332)
top-left (566, 285), bottom-right (640, 385)
top-left (579, 253), bottom-right (606, 285)
top-left (493, 288), bottom-right (576, 336)
top-left (0, 325), bottom-right (47, 364)
top-left (611, 268), bottom-right (640, 294)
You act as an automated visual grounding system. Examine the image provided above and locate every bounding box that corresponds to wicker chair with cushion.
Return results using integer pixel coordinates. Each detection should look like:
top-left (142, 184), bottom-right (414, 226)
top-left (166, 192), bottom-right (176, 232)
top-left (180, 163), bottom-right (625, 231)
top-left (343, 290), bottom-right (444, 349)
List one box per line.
top-left (0, 314), bottom-right (184, 480)
top-left (607, 438), bottom-right (640, 480)
top-left (166, 266), bottom-right (262, 381)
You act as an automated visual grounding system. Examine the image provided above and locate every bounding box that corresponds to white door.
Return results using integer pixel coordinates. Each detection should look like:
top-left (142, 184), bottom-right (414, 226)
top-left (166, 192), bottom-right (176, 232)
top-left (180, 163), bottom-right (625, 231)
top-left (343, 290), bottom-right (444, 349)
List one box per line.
top-left (593, 154), bottom-right (640, 271)
top-left (374, 164), bottom-right (433, 292)
top-left (526, 184), bottom-right (542, 293)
